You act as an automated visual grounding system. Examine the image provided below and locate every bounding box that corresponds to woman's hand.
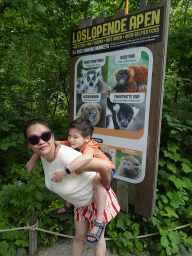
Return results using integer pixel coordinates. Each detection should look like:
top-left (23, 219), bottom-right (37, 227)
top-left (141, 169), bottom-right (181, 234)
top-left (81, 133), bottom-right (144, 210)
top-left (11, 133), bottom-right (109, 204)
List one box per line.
top-left (50, 169), bottom-right (67, 182)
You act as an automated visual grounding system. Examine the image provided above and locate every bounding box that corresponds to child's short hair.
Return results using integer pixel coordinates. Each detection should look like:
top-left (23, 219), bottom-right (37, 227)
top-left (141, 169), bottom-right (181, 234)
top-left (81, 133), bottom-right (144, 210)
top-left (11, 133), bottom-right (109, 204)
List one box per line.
top-left (68, 118), bottom-right (94, 138)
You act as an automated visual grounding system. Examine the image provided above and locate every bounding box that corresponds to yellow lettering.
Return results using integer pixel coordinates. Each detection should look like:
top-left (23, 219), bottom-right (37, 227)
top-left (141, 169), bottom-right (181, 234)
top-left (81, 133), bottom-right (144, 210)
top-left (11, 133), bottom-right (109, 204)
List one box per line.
top-left (97, 25), bottom-right (102, 37)
top-left (121, 18), bottom-right (127, 32)
top-left (144, 11), bottom-right (151, 27)
top-left (129, 16), bottom-right (137, 30)
top-left (151, 9), bottom-right (160, 25)
top-left (115, 20), bottom-right (121, 33)
top-left (77, 31), bottom-right (81, 42)
top-left (72, 33), bottom-right (76, 43)
top-left (103, 23), bottom-right (108, 36)
top-left (108, 21), bottom-right (114, 35)
top-left (87, 28), bottom-right (91, 40)
top-left (92, 27), bottom-right (97, 39)
top-left (82, 29), bottom-right (86, 41)
top-left (137, 14), bottom-right (144, 28)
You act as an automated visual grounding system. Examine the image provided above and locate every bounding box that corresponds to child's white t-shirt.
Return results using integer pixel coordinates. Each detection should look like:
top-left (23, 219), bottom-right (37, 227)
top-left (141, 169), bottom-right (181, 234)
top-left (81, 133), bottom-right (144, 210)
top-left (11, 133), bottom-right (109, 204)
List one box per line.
top-left (41, 145), bottom-right (96, 207)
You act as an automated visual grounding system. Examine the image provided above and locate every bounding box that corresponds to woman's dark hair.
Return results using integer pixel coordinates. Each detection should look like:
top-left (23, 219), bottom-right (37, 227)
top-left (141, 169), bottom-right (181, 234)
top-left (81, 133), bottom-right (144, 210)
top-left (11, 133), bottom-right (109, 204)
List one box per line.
top-left (68, 118), bottom-right (94, 138)
top-left (24, 118), bottom-right (52, 139)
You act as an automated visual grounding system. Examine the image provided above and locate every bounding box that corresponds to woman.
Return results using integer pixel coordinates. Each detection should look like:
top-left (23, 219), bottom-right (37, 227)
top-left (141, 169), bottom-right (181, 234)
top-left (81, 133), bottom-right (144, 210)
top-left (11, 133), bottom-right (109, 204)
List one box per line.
top-left (24, 118), bottom-right (120, 256)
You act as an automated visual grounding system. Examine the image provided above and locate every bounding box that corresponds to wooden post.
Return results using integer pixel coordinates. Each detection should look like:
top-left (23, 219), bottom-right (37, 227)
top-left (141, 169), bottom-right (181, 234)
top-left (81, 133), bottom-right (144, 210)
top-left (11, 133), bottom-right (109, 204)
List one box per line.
top-left (29, 215), bottom-right (37, 256)
top-left (139, 0), bottom-right (147, 11)
top-left (116, 181), bottom-right (129, 212)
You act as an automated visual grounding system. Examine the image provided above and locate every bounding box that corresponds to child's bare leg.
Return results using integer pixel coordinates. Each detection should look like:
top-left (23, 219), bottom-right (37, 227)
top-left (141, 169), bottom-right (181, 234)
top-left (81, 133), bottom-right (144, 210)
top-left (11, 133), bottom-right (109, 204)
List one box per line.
top-left (87, 173), bottom-right (107, 242)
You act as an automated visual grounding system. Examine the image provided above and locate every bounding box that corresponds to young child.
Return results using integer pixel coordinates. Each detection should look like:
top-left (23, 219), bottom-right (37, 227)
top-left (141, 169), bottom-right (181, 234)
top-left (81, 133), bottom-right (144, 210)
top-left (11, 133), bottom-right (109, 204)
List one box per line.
top-left (26, 117), bottom-right (116, 244)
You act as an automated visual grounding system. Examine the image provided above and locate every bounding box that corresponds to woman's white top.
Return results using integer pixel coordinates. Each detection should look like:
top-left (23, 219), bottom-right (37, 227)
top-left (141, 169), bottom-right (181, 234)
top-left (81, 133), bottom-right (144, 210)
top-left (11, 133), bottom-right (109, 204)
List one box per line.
top-left (41, 145), bottom-right (96, 207)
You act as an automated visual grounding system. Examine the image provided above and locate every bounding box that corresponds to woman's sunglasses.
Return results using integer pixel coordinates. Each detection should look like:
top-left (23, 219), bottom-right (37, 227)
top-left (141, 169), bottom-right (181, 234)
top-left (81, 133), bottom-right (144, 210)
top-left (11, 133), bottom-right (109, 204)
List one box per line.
top-left (27, 131), bottom-right (52, 145)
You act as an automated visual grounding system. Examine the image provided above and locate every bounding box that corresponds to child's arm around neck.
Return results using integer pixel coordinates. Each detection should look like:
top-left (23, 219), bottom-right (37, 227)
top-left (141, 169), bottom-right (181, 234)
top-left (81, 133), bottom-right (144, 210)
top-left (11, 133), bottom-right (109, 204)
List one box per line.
top-left (66, 150), bottom-right (93, 173)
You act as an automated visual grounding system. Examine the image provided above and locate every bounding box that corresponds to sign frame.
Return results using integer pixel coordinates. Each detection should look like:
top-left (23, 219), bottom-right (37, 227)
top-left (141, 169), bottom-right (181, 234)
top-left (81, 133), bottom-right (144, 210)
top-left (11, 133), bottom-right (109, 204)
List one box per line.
top-left (69, 0), bottom-right (170, 218)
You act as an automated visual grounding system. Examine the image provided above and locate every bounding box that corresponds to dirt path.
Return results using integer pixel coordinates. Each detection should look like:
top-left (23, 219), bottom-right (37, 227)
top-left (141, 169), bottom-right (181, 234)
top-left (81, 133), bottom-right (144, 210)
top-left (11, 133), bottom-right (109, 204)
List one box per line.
top-left (36, 238), bottom-right (121, 256)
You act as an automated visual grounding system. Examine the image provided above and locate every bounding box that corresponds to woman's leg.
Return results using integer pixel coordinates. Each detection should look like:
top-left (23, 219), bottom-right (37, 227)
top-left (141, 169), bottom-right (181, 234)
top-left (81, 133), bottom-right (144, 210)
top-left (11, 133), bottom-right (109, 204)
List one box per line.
top-left (71, 219), bottom-right (89, 256)
top-left (93, 229), bottom-right (106, 256)
top-left (87, 173), bottom-right (107, 242)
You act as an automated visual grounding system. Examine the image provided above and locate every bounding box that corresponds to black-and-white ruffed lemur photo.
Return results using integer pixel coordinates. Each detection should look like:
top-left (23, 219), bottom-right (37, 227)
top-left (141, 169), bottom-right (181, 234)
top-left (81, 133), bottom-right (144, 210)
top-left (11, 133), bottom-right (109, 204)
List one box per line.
top-left (106, 96), bottom-right (146, 131)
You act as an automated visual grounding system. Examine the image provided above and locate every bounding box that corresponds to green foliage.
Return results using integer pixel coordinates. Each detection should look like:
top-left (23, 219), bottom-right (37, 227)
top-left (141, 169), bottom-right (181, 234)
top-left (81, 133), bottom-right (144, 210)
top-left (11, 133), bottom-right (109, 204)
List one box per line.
top-left (38, 200), bottom-right (75, 246)
top-left (0, 163), bottom-right (75, 255)
top-left (0, 0), bottom-right (192, 255)
top-left (104, 105), bottom-right (192, 255)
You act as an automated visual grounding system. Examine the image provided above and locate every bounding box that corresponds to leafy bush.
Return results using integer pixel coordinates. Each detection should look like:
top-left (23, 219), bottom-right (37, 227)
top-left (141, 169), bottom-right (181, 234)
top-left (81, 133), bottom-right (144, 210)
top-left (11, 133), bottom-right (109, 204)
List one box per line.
top-left (105, 109), bottom-right (192, 256)
top-left (0, 164), bottom-right (66, 255)
top-left (38, 200), bottom-right (75, 246)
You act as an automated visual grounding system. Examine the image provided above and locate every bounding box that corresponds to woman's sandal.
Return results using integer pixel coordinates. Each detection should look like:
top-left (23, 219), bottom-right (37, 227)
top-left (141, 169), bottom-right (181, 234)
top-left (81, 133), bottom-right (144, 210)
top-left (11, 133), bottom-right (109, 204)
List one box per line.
top-left (85, 220), bottom-right (106, 246)
top-left (50, 205), bottom-right (74, 218)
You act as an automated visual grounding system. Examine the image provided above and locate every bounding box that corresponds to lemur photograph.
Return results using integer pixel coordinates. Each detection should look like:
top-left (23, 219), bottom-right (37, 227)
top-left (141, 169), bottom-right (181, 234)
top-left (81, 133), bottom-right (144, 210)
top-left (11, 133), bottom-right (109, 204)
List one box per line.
top-left (115, 150), bottom-right (142, 180)
top-left (107, 52), bottom-right (149, 93)
top-left (106, 95), bottom-right (146, 131)
top-left (75, 94), bottom-right (106, 128)
top-left (75, 66), bottom-right (107, 93)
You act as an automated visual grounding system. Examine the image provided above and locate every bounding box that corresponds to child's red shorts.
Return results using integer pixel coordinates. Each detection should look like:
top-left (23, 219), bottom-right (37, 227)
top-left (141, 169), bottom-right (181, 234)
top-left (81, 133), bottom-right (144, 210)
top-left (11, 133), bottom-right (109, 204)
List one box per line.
top-left (74, 187), bottom-right (120, 228)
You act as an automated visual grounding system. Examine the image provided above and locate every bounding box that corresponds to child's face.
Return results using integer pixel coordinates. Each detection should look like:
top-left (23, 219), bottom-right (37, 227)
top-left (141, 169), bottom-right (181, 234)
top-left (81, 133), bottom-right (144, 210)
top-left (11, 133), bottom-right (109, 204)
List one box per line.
top-left (68, 128), bottom-right (90, 150)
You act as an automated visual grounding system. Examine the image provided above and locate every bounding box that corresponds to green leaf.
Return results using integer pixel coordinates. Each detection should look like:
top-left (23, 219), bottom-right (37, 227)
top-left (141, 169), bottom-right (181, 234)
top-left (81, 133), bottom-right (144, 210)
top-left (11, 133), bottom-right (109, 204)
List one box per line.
top-left (151, 216), bottom-right (158, 225)
top-left (11, 133), bottom-right (18, 140)
top-left (135, 239), bottom-right (143, 252)
top-left (35, 191), bottom-right (43, 201)
top-left (0, 241), bottom-right (9, 254)
top-left (160, 229), bottom-right (168, 236)
top-left (1, 125), bottom-right (10, 131)
top-left (161, 236), bottom-right (169, 247)
top-left (118, 247), bottom-right (126, 255)
top-left (15, 239), bottom-right (28, 247)
top-left (132, 223), bottom-right (140, 237)
top-left (158, 158), bottom-right (166, 166)
top-left (165, 206), bottom-right (178, 218)
top-left (123, 231), bottom-right (133, 238)
top-left (44, 50), bottom-right (50, 55)
top-left (167, 163), bottom-right (178, 173)
top-left (160, 250), bottom-right (166, 256)
top-left (37, 4), bottom-right (45, 13)
top-left (129, 241), bottom-right (134, 253)
top-left (35, 202), bottom-right (42, 210)
top-left (163, 150), bottom-right (181, 162)
top-left (156, 243), bottom-right (162, 251)
top-left (169, 175), bottom-right (186, 189)
top-left (108, 231), bottom-right (118, 239)
top-left (116, 216), bottom-right (125, 230)
top-left (166, 246), bottom-right (172, 255)
top-left (161, 195), bottom-right (169, 204)
top-left (0, 144), bottom-right (9, 151)
top-left (171, 242), bottom-right (179, 253)
top-left (167, 141), bottom-right (179, 153)
top-left (126, 218), bottom-right (132, 226)
top-left (181, 163), bottom-right (192, 173)
top-left (168, 231), bottom-right (180, 244)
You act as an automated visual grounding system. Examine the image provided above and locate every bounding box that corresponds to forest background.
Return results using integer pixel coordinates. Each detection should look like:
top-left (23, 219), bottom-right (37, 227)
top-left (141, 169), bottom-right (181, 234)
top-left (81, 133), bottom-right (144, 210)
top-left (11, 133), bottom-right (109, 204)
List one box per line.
top-left (0, 0), bottom-right (192, 255)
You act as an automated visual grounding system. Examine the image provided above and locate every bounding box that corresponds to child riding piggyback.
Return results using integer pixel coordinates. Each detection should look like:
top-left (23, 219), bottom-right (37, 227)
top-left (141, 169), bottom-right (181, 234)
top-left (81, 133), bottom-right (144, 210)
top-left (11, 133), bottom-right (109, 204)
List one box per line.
top-left (26, 117), bottom-right (116, 245)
